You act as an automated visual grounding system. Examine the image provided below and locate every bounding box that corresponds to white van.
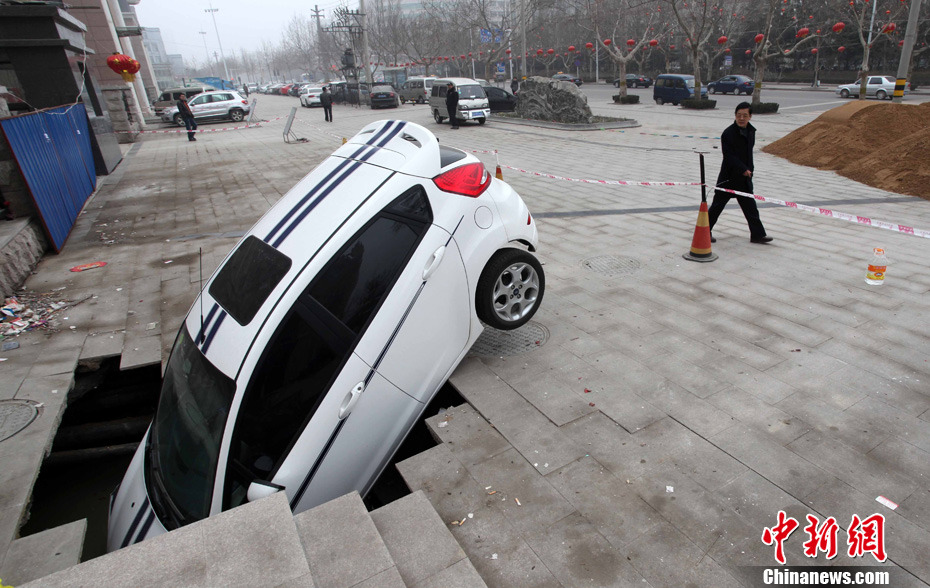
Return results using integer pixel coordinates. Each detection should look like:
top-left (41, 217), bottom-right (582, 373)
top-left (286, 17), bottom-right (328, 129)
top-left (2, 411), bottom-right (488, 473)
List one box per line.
top-left (107, 119), bottom-right (544, 550)
top-left (151, 85), bottom-right (215, 115)
top-left (429, 78), bottom-right (491, 126)
top-left (399, 77), bottom-right (437, 104)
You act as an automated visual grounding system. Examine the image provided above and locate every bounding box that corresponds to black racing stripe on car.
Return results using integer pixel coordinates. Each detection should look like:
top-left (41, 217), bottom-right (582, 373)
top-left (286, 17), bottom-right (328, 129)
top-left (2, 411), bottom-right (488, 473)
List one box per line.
top-left (133, 511), bottom-right (157, 545)
top-left (272, 160), bottom-right (365, 248)
top-left (120, 496), bottom-right (151, 549)
top-left (195, 303), bottom-right (220, 345)
top-left (290, 415), bottom-right (352, 509)
top-left (372, 281), bottom-right (426, 372)
top-left (374, 121), bottom-right (407, 147)
top-left (263, 122), bottom-right (399, 244)
top-left (201, 310), bottom-right (227, 354)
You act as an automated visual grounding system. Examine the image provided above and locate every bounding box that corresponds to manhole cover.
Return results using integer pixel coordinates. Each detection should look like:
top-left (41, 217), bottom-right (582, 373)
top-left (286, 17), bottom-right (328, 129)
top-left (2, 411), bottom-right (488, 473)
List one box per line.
top-left (0, 400), bottom-right (38, 443)
top-left (581, 255), bottom-right (642, 277)
top-left (468, 322), bottom-right (549, 357)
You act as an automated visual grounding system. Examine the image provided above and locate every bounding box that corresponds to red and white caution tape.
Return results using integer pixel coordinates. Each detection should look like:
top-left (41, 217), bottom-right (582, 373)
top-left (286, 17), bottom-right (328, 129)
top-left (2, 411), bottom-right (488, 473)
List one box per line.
top-left (116, 116), bottom-right (287, 134)
top-left (715, 186), bottom-right (930, 239)
top-left (500, 164), bottom-right (701, 187)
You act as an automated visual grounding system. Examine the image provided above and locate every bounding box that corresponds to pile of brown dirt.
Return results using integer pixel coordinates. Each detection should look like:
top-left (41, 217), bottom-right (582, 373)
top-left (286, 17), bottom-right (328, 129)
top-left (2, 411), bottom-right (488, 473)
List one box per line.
top-left (762, 101), bottom-right (930, 201)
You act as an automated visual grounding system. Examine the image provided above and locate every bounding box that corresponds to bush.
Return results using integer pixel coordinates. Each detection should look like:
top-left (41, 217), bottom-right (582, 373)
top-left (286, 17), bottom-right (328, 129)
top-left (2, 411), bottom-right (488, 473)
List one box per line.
top-left (613, 94), bottom-right (640, 104)
top-left (752, 102), bottom-right (779, 114)
top-left (682, 98), bottom-right (717, 109)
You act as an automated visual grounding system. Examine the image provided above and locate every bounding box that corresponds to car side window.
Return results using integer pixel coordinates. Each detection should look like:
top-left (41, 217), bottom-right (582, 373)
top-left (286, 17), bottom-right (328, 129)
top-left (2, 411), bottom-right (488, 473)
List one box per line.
top-left (189, 95), bottom-right (206, 106)
top-left (219, 93), bottom-right (234, 101)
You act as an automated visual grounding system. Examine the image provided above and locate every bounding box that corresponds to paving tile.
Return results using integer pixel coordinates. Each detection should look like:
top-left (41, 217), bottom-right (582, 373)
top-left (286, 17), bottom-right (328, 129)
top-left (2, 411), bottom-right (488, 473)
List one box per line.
top-left (397, 444), bottom-right (491, 521)
top-left (425, 404), bottom-right (511, 468)
top-left (504, 364), bottom-right (598, 426)
top-left (636, 379), bottom-right (737, 439)
top-left (349, 566), bottom-right (406, 588)
top-left (707, 386), bottom-right (812, 446)
top-left (524, 512), bottom-right (648, 587)
top-left (774, 391), bottom-right (892, 454)
top-left (410, 558), bottom-right (488, 588)
top-left (896, 489), bottom-right (930, 534)
top-left (845, 396), bottom-right (930, 455)
top-left (0, 520), bottom-right (85, 586)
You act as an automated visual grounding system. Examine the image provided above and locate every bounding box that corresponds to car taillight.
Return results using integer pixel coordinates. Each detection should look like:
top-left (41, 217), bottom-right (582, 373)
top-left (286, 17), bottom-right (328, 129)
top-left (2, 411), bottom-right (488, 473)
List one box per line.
top-left (433, 162), bottom-right (491, 197)
top-left (241, 100), bottom-right (248, 104)
top-left (389, 93), bottom-right (395, 97)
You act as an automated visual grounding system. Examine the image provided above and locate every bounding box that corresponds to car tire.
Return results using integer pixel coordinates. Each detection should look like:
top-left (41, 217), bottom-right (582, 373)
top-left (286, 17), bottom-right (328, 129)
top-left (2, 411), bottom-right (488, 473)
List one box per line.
top-left (672, 101), bottom-right (680, 106)
top-left (876, 89), bottom-right (887, 100)
top-left (710, 87), bottom-right (717, 94)
top-left (655, 97), bottom-right (664, 105)
top-left (840, 89), bottom-right (850, 98)
top-left (478, 117), bottom-right (486, 125)
top-left (433, 109), bottom-right (445, 124)
top-left (417, 96), bottom-right (425, 104)
top-left (229, 109), bottom-right (244, 122)
top-left (174, 114), bottom-right (184, 127)
top-left (476, 248), bottom-right (545, 331)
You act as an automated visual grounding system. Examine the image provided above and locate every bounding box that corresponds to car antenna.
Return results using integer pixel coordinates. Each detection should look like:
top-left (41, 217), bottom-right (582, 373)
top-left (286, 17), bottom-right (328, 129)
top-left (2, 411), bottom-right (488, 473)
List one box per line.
top-left (199, 247), bottom-right (205, 344)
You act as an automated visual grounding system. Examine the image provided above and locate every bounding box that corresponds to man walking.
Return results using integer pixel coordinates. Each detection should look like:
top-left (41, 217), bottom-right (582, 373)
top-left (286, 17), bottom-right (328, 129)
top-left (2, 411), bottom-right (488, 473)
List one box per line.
top-left (709, 102), bottom-right (772, 243)
top-left (511, 77), bottom-right (519, 95)
top-left (320, 86), bottom-right (333, 122)
top-left (177, 93), bottom-right (197, 142)
top-left (445, 82), bottom-right (459, 129)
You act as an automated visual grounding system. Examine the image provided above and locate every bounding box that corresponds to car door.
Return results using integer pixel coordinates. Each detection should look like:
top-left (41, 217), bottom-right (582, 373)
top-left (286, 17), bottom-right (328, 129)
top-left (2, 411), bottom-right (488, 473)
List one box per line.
top-left (187, 94), bottom-right (210, 119)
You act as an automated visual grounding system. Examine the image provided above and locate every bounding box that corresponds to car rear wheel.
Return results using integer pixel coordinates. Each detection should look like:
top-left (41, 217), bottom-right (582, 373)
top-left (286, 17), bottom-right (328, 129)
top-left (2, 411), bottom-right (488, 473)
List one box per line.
top-left (672, 101), bottom-right (680, 106)
top-left (840, 89), bottom-right (850, 98)
top-left (417, 96), bottom-right (425, 104)
top-left (876, 89), bottom-right (887, 100)
top-left (229, 109), bottom-right (244, 122)
top-left (710, 87), bottom-right (717, 94)
top-left (655, 97), bottom-right (664, 105)
top-left (433, 109), bottom-right (445, 124)
top-left (476, 249), bottom-right (545, 330)
top-left (174, 114), bottom-right (184, 127)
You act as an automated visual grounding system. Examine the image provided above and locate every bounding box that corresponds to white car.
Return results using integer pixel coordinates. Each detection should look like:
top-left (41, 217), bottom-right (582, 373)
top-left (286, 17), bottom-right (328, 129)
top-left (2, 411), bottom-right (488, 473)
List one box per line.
top-left (300, 86), bottom-right (324, 107)
top-left (107, 119), bottom-right (544, 550)
top-left (161, 90), bottom-right (251, 126)
top-left (835, 76), bottom-right (904, 100)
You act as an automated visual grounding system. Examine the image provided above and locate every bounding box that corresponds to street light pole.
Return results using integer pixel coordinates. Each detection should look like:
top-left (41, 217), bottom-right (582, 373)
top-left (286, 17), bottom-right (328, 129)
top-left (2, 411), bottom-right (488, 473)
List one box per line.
top-left (199, 31), bottom-right (210, 75)
top-left (205, 1), bottom-right (230, 82)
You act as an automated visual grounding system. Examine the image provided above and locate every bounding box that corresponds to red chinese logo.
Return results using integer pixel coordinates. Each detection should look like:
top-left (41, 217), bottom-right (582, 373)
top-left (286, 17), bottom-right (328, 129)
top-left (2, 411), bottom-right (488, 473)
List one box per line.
top-left (803, 514), bottom-right (838, 559)
top-left (847, 514), bottom-right (887, 562)
top-left (762, 512), bottom-right (888, 564)
top-left (761, 510), bottom-right (799, 564)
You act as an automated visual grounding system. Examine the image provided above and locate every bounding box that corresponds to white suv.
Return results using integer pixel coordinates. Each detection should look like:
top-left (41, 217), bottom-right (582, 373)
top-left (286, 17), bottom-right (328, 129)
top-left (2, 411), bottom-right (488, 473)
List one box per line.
top-left (161, 90), bottom-right (251, 126)
top-left (108, 119), bottom-right (544, 550)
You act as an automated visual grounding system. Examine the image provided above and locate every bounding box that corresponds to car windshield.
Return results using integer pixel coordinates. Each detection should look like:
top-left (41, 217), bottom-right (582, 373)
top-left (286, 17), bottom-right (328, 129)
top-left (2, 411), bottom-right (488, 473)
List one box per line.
top-left (458, 85), bottom-right (486, 99)
top-left (145, 325), bottom-right (235, 528)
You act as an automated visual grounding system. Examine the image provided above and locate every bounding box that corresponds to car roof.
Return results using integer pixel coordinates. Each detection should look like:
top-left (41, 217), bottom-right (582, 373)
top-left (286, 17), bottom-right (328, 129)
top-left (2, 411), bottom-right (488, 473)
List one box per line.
top-left (435, 77), bottom-right (482, 86)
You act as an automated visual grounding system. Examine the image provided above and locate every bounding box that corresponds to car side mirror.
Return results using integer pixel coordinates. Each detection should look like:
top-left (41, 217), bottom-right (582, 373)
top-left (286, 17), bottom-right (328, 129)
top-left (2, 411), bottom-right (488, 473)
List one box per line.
top-left (247, 480), bottom-right (285, 502)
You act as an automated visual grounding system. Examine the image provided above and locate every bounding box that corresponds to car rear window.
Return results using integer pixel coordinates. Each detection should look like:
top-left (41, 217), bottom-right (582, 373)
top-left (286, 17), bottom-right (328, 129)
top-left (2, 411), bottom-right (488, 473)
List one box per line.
top-left (209, 236), bottom-right (293, 325)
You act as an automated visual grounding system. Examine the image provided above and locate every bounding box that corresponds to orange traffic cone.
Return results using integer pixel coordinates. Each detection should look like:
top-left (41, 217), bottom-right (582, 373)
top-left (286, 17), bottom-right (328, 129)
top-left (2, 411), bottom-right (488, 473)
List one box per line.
top-left (682, 200), bottom-right (718, 262)
top-left (495, 164), bottom-right (503, 180)
top-left (342, 137), bottom-right (347, 144)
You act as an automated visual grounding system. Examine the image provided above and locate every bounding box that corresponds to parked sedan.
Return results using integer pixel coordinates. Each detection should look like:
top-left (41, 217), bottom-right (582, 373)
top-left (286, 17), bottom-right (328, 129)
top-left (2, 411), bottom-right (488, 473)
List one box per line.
top-left (482, 85), bottom-right (517, 113)
top-left (107, 119), bottom-right (544, 550)
top-left (614, 74), bottom-right (653, 88)
top-left (369, 85), bottom-right (399, 108)
top-left (836, 76), bottom-right (903, 100)
top-left (161, 91), bottom-right (251, 126)
top-left (300, 86), bottom-right (324, 107)
top-left (552, 73), bottom-right (583, 86)
top-left (707, 75), bottom-right (753, 95)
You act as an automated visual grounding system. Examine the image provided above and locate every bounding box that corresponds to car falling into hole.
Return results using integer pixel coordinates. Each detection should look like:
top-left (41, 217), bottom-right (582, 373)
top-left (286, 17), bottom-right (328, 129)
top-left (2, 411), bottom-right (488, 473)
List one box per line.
top-left (107, 119), bottom-right (545, 549)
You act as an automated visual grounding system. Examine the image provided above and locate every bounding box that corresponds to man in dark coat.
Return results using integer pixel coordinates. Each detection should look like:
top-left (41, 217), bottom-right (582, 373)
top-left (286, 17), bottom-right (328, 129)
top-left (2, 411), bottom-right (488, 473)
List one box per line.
top-left (511, 77), bottom-right (519, 94)
top-left (320, 86), bottom-right (334, 122)
top-left (177, 93), bottom-right (197, 142)
top-left (445, 82), bottom-right (460, 129)
top-left (708, 102), bottom-right (772, 243)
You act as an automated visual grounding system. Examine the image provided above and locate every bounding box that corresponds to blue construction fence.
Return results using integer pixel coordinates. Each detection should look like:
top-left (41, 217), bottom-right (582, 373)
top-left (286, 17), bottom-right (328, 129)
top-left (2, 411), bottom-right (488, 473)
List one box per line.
top-left (0, 104), bottom-right (97, 252)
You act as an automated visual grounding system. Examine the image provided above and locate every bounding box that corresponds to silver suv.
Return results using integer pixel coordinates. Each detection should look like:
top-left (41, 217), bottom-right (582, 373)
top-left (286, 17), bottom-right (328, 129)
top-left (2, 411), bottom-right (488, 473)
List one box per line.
top-left (161, 90), bottom-right (251, 126)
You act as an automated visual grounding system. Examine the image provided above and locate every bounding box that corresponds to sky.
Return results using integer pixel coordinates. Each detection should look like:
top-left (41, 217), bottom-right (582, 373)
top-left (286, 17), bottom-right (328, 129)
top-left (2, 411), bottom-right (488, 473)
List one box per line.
top-left (135, 0), bottom-right (344, 65)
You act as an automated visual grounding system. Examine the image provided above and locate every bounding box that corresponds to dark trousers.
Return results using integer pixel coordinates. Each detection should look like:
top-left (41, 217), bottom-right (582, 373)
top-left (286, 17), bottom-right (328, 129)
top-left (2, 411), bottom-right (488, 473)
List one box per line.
top-left (182, 116), bottom-right (198, 140)
top-left (323, 105), bottom-right (332, 122)
top-left (709, 190), bottom-right (766, 238)
top-left (447, 105), bottom-right (458, 127)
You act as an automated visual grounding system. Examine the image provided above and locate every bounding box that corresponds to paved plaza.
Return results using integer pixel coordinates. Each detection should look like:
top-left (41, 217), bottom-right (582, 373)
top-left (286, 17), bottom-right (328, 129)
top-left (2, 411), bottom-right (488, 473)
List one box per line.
top-left (2, 92), bottom-right (930, 586)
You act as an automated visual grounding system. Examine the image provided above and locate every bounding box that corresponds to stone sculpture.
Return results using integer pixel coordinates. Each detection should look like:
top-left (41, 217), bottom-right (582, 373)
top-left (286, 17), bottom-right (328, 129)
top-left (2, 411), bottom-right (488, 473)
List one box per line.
top-left (514, 76), bottom-right (594, 124)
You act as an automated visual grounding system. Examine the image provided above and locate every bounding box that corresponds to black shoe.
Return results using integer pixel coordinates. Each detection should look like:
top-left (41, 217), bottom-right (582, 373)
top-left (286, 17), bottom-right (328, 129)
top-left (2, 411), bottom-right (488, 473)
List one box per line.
top-left (750, 235), bottom-right (773, 243)
top-left (710, 236), bottom-right (716, 243)
top-left (189, 137), bottom-right (197, 141)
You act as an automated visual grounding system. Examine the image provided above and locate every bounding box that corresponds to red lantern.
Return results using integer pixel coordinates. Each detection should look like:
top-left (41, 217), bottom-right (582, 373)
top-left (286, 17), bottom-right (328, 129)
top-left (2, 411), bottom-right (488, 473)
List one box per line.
top-left (797, 27), bottom-right (809, 38)
top-left (883, 23), bottom-right (896, 33)
top-left (899, 40), bottom-right (905, 46)
top-left (724, 48), bottom-right (731, 53)
top-left (585, 42), bottom-right (594, 50)
top-left (468, 52), bottom-right (472, 57)
top-left (106, 52), bottom-right (139, 82)
top-left (670, 44), bottom-right (675, 50)
top-left (745, 49), bottom-right (752, 55)
top-left (506, 49), bottom-right (511, 54)
top-left (461, 54), bottom-right (466, 59)
top-left (547, 48), bottom-right (554, 54)
top-left (568, 45), bottom-right (576, 52)
top-left (536, 49), bottom-right (543, 55)
top-left (811, 48), bottom-right (818, 54)
top-left (717, 36), bottom-right (727, 44)
top-left (838, 46), bottom-right (846, 52)
top-left (604, 39), bottom-right (612, 46)
top-left (833, 22), bottom-right (845, 33)
top-left (626, 39), bottom-right (635, 47)
top-left (649, 39), bottom-right (658, 47)
top-left (754, 33), bottom-right (764, 43)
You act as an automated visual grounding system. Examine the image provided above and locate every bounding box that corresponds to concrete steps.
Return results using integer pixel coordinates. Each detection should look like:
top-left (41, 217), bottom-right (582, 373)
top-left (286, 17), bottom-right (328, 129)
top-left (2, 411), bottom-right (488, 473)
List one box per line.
top-left (14, 487), bottom-right (485, 587)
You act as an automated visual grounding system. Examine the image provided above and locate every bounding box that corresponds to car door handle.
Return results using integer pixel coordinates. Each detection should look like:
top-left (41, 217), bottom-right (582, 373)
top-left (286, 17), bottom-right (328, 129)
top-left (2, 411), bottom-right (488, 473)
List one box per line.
top-left (338, 381), bottom-right (365, 420)
top-left (422, 246), bottom-right (446, 280)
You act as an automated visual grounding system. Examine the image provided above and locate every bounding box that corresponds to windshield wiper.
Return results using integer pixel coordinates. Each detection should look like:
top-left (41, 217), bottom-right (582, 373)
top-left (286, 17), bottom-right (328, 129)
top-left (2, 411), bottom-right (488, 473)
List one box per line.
top-left (145, 430), bottom-right (187, 528)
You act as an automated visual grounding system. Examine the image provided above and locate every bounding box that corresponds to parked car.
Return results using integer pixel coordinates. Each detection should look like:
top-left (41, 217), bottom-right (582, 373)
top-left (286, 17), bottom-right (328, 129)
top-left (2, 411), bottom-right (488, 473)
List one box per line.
top-left (399, 77), bottom-right (437, 104)
top-left (707, 75), bottom-right (754, 95)
top-left (614, 74), bottom-right (653, 88)
top-left (429, 78), bottom-right (491, 125)
top-left (482, 85), bottom-right (517, 113)
top-left (300, 86), bottom-right (324, 107)
top-left (552, 73), bottom-right (583, 86)
top-left (151, 85), bottom-right (215, 115)
top-left (280, 84), bottom-right (296, 95)
top-left (835, 76), bottom-right (903, 100)
top-left (653, 74), bottom-right (707, 105)
top-left (288, 84), bottom-right (304, 97)
top-left (161, 91), bottom-right (251, 126)
top-left (107, 119), bottom-right (544, 549)
top-left (369, 85), bottom-right (400, 109)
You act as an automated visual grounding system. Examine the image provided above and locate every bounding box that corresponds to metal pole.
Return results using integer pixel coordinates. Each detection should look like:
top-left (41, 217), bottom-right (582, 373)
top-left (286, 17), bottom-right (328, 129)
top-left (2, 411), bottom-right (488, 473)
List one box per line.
top-left (894, 0), bottom-right (923, 102)
top-left (199, 31), bottom-right (210, 75)
top-left (520, 0), bottom-right (526, 78)
top-left (205, 2), bottom-right (230, 82)
top-left (360, 0), bottom-right (374, 104)
top-left (700, 153), bottom-right (707, 203)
